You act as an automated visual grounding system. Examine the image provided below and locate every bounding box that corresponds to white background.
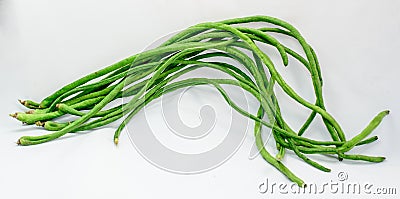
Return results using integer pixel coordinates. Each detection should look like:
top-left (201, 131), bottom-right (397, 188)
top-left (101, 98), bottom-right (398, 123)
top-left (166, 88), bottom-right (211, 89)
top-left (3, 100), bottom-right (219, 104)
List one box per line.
top-left (1, 0), bottom-right (399, 198)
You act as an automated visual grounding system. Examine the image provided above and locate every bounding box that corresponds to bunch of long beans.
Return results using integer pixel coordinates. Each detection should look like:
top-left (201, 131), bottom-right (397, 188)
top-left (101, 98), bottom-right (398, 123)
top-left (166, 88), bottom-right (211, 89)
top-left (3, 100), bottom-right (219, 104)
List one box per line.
top-left (11, 16), bottom-right (389, 187)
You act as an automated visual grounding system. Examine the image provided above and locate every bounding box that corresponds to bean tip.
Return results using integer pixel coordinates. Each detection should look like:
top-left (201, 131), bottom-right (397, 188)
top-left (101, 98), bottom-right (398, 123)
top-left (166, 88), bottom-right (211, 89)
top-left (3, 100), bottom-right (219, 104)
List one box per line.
top-left (9, 113), bottom-right (17, 118)
top-left (35, 121), bottom-right (45, 127)
top-left (16, 139), bottom-right (21, 146)
top-left (377, 156), bottom-right (386, 162)
top-left (18, 99), bottom-right (25, 105)
top-left (26, 110), bottom-right (34, 114)
top-left (114, 138), bottom-right (119, 145)
top-left (283, 59), bottom-right (289, 67)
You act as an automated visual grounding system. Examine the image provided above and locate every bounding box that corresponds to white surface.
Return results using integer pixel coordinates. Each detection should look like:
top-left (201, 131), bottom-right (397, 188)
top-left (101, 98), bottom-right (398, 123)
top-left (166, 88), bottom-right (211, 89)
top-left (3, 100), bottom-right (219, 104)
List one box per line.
top-left (1, 0), bottom-right (399, 198)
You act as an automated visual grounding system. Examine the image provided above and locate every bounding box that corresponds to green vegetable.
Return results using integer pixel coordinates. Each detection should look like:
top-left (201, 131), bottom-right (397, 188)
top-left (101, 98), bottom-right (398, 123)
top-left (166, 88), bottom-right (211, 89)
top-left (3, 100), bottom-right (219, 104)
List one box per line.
top-left (10, 15), bottom-right (389, 187)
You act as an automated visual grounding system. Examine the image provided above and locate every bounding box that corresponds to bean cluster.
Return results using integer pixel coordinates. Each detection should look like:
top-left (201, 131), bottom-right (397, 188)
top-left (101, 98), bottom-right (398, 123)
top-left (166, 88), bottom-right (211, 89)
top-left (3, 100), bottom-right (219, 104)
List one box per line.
top-left (10, 16), bottom-right (389, 187)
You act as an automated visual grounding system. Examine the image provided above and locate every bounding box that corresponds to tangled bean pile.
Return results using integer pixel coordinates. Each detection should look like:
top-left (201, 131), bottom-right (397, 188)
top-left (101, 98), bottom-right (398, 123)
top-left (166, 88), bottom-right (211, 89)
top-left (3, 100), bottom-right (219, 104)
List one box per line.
top-left (10, 16), bottom-right (389, 187)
